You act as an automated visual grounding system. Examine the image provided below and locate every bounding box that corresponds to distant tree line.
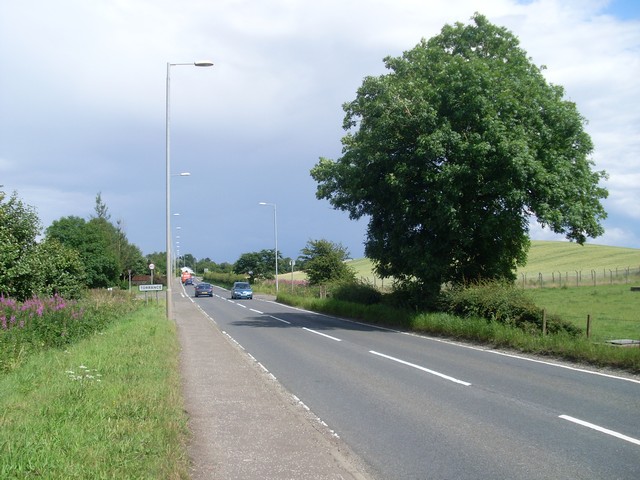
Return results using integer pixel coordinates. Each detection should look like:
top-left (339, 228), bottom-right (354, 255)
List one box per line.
top-left (230, 239), bottom-right (354, 286)
top-left (1, 189), bottom-right (148, 300)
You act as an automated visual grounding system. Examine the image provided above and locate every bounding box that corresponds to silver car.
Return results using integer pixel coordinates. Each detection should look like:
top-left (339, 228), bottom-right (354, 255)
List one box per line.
top-left (231, 281), bottom-right (253, 299)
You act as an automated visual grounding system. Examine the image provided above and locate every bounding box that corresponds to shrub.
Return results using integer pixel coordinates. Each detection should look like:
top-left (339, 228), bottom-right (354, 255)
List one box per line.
top-left (330, 280), bottom-right (382, 305)
top-left (382, 281), bottom-right (441, 311)
top-left (438, 281), bottom-right (581, 336)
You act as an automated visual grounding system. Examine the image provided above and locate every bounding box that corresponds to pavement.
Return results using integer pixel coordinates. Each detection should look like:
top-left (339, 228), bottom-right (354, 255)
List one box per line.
top-left (172, 284), bottom-right (374, 480)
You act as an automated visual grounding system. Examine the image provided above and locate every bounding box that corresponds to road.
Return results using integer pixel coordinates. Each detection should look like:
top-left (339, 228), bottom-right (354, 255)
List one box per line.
top-left (185, 283), bottom-right (640, 479)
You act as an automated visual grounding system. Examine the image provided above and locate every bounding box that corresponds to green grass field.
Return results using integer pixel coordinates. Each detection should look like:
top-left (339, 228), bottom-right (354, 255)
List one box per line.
top-left (527, 284), bottom-right (640, 342)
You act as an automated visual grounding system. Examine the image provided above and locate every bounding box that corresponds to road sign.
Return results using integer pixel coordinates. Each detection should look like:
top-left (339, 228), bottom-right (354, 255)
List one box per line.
top-left (139, 284), bottom-right (163, 291)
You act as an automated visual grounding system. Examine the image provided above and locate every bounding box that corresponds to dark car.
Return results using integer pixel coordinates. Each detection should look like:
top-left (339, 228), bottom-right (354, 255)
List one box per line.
top-left (194, 282), bottom-right (213, 297)
top-left (184, 277), bottom-right (193, 285)
top-left (231, 281), bottom-right (253, 299)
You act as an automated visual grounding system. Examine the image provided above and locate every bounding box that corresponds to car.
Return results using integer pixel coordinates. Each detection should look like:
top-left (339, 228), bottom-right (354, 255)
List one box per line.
top-left (194, 282), bottom-right (213, 297)
top-left (231, 281), bottom-right (253, 299)
top-left (185, 277), bottom-right (194, 285)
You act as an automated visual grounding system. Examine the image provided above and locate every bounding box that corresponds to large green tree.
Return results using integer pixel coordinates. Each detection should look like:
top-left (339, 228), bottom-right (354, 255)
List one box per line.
top-left (299, 239), bottom-right (355, 286)
top-left (311, 14), bottom-right (607, 300)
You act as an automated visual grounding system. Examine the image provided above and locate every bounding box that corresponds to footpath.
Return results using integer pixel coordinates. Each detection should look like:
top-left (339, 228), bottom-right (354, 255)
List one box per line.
top-left (172, 285), bottom-right (374, 480)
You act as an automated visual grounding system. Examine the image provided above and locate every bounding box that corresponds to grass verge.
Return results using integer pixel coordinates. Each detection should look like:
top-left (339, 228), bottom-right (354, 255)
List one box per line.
top-left (0, 304), bottom-right (190, 479)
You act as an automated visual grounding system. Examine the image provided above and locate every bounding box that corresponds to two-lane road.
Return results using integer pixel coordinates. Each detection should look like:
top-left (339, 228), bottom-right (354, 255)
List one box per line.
top-left (183, 283), bottom-right (640, 479)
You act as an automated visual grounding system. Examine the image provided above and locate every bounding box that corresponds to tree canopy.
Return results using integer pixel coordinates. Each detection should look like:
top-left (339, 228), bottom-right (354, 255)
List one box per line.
top-left (0, 189), bottom-right (41, 299)
top-left (46, 216), bottom-right (120, 289)
top-left (45, 195), bottom-right (147, 289)
top-left (299, 239), bottom-right (355, 286)
top-left (0, 189), bottom-right (85, 299)
top-left (311, 14), bottom-right (607, 300)
top-left (233, 249), bottom-right (282, 283)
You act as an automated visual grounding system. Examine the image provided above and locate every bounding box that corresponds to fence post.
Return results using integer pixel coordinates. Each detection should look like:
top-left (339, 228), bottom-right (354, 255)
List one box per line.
top-left (586, 314), bottom-right (591, 339)
top-left (542, 309), bottom-right (547, 336)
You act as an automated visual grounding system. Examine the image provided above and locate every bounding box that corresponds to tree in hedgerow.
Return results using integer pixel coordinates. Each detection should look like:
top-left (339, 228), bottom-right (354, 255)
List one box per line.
top-left (28, 238), bottom-right (87, 299)
top-left (299, 239), bottom-right (355, 286)
top-left (311, 14), bottom-right (607, 302)
top-left (0, 189), bottom-right (86, 300)
top-left (46, 216), bottom-right (120, 289)
top-left (233, 249), bottom-right (281, 282)
top-left (0, 189), bottom-right (41, 298)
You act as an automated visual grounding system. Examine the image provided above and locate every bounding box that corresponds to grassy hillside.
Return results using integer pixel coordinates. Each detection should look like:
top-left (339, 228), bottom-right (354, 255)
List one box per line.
top-left (518, 241), bottom-right (640, 275)
top-left (284, 241), bottom-right (640, 286)
top-left (347, 241), bottom-right (640, 282)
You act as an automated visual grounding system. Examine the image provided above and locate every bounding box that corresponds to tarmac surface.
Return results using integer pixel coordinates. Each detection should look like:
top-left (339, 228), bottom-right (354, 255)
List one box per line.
top-left (173, 286), bottom-right (374, 480)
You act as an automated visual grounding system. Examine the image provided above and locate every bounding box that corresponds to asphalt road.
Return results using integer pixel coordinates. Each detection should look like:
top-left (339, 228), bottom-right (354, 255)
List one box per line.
top-left (188, 283), bottom-right (640, 479)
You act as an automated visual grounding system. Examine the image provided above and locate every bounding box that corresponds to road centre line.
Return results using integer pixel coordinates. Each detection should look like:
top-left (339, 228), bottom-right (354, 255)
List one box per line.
top-left (559, 415), bottom-right (640, 446)
top-left (303, 327), bottom-right (342, 342)
top-left (370, 351), bottom-right (472, 386)
top-left (268, 315), bottom-right (291, 325)
top-left (250, 308), bottom-right (263, 314)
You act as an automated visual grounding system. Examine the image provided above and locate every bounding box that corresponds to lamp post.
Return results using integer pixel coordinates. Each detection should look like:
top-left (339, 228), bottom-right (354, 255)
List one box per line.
top-left (166, 60), bottom-right (213, 320)
top-left (259, 202), bottom-right (278, 292)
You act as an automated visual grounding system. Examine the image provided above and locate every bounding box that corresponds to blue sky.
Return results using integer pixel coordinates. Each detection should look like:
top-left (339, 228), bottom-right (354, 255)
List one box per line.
top-left (1, 1), bottom-right (639, 263)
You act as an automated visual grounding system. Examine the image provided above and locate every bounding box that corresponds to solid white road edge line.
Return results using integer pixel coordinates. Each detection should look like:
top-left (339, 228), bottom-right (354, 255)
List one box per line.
top-left (559, 415), bottom-right (640, 446)
top-left (303, 327), bottom-right (342, 342)
top-left (370, 350), bottom-right (472, 386)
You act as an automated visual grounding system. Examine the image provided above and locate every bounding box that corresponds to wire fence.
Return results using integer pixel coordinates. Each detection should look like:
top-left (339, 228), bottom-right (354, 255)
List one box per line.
top-left (519, 266), bottom-right (640, 289)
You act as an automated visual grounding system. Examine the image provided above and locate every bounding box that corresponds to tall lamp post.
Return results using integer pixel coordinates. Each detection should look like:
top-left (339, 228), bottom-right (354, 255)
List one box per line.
top-left (166, 61), bottom-right (213, 320)
top-left (259, 202), bottom-right (278, 292)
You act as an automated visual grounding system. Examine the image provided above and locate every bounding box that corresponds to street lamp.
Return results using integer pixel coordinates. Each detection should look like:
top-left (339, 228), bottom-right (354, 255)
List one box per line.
top-left (259, 202), bottom-right (278, 292)
top-left (166, 60), bottom-right (213, 320)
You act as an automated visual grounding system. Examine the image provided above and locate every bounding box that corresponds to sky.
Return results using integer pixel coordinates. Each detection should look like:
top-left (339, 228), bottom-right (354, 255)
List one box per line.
top-left (1, 0), bottom-right (639, 264)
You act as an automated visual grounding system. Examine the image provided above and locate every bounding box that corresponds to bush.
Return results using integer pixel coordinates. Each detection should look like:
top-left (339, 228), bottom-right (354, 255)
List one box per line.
top-left (438, 281), bottom-right (581, 336)
top-left (382, 281), bottom-right (440, 311)
top-left (330, 280), bottom-right (382, 305)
